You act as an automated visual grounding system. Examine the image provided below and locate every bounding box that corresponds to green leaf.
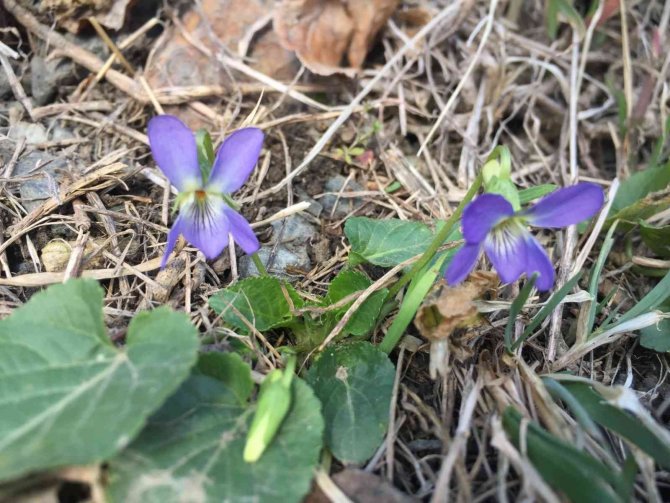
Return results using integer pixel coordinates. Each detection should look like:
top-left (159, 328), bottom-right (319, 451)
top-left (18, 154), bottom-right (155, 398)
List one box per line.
top-left (326, 269), bottom-right (387, 336)
top-left (609, 162), bottom-right (670, 218)
top-left (504, 275), bottom-right (536, 351)
top-left (603, 269), bottom-right (670, 330)
top-left (195, 352), bottom-right (254, 404)
top-left (640, 222), bottom-right (670, 258)
top-left (209, 276), bottom-right (302, 333)
top-left (307, 342), bottom-right (394, 463)
top-left (345, 217), bottom-right (434, 267)
top-left (640, 312), bottom-right (670, 352)
top-left (546, 0), bottom-right (585, 39)
top-left (514, 272), bottom-right (583, 350)
top-left (503, 407), bottom-right (624, 502)
top-left (107, 376), bottom-right (323, 503)
top-left (0, 280), bottom-right (199, 482)
top-left (558, 381), bottom-right (670, 470)
top-left (379, 252), bottom-right (449, 354)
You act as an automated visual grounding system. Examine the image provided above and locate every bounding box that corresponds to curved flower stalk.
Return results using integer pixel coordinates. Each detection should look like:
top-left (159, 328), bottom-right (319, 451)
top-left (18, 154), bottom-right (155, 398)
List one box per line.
top-left (147, 115), bottom-right (263, 267)
top-left (445, 183), bottom-right (605, 291)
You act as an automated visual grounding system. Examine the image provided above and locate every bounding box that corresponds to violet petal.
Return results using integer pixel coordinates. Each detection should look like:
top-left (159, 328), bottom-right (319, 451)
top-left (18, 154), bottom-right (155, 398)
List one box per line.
top-left (224, 207), bottom-right (260, 255)
top-left (483, 226), bottom-right (527, 284)
top-left (148, 115), bottom-right (201, 191)
top-left (179, 196), bottom-right (230, 260)
top-left (524, 182), bottom-right (604, 228)
top-left (461, 194), bottom-right (515, 244)
top-left (445, 243), bottom-right (481, 286)
top-left (524, 235), bottom-right (555, 291)
top-left (208, 128), bottom-right (264, 193)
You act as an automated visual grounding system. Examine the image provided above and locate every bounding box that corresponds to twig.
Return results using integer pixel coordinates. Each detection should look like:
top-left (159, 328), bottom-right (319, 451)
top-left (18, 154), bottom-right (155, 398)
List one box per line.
top-left (0, 43), bottom-right (35, 120)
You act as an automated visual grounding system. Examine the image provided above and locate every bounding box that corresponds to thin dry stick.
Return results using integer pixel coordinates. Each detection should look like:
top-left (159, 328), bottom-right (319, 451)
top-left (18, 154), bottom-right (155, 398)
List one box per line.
top-left (386, 345), bottom-right (405, 482)
top-left (619, 0), bottom-right (633, 122)
top-left (418, 0), bottom-right (499, 155)
top-left (0, 43), bottom-right (35, 120)
top-left (0, 257), bottom-right (164, 287)
top-left (88, 17), bottom-right (135, 75)
top-left (547, 29), bottom-right (581, 362)
top-left (431, 376), bottom-right (483, 503)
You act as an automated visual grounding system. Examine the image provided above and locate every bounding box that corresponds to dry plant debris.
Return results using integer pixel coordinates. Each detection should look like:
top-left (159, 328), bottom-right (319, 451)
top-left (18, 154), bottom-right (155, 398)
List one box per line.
top-left (0, 0), bottom-right (669, 501)
top-left (274, 0), bottom-right (401, 75)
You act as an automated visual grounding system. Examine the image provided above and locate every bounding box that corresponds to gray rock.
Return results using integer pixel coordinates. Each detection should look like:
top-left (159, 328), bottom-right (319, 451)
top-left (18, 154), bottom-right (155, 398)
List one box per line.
top-left (9, 122), bottom-right (47, 144)
top-left (14, 150), bottom-right (68, 211)
top-left (31, 36), bottom-right (107, 105)
top-left (294, 187), bottom-right (323, 217)
top-left (239, 215), bottom-right (317, 280)
top-left (31, 56), bottom-right (75, 106)
top-left (238, 245), bottom-right (311, 279)
top-left (271, 214), bottom-right (316, 243)
top-left (321, 175), bottom-right (365, 218)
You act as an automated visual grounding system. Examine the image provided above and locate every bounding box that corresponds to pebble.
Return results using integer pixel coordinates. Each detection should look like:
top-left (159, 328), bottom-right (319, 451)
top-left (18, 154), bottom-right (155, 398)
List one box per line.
top-left (14, 150), bottom-right (69, 211)
top-left (321, 175), bottom-right (365, 218)
top-left (239, 215), bottom-right (317, 280)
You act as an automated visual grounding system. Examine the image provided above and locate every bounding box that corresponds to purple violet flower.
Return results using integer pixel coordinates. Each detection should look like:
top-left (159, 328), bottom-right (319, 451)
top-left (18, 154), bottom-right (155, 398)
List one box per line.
top-left (147, 115), bottom-right (263, 267)
top-left (445, 183), bottom-right (604, 291)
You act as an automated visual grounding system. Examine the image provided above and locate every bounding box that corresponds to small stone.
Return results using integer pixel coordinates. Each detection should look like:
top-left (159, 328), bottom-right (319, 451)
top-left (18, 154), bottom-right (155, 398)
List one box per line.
top-left (271, 214), bottom-right (316, 243)
top-left (294, 187), bottom-right (323, 217)
top-left (49, 123), bottom-right (75, 141)
top-left (310, 237), bottom-right (330, 264)
top-left (31, 37), bottom-right (107, 105)
top-left (14, 150), bottom-right (69, 211)
top-left (321, 175), bottom-right (365, 218)
top-left (238, 245), bottom-right (311, 280)
top-left (41, 239), bottom-right (71, 272)
top-left (9, 122), bottom-right (48, 144)
top-left (31, 56), bottom-right (73, 106)
top-left (239, 215), bottom-right (317, 280)
top-left (41, 238), bottom-right (103, 272)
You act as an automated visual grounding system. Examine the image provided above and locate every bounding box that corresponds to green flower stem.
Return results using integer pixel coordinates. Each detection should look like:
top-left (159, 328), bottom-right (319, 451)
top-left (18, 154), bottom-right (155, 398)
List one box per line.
top-left (386, 173), bottom-right (483, 300)
top-left (252, 253), bottom-right (269, 277)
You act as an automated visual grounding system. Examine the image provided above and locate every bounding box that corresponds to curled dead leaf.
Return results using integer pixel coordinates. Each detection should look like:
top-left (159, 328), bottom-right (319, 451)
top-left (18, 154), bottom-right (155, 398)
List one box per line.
top-left (273, 0), bottom-right (400, 76)
top-left (414, 272), bottom-right (498, 378)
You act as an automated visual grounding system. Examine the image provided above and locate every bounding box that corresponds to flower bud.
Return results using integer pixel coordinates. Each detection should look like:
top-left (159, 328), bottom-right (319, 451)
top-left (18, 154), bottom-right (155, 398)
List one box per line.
top-left (243, 356), bottom-right (296, 463)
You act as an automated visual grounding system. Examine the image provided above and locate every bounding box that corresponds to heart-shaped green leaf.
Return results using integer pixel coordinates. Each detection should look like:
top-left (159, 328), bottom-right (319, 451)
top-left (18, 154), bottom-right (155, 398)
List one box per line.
top-left (107, 374), bottom-right (323, 503)
top-left (307, 342), bottom-right (394, 463)
top-left (326, 269), bottom-right (387, 336)
top-left (209, 276), bottom-right (302, 333)
top-left (0, 280), bottom-right (199, 481)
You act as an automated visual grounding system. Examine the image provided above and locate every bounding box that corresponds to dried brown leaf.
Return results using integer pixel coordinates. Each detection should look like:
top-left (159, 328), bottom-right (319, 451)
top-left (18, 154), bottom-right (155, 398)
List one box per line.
top-left (146, 0), bottom-right (297, 91)
top-left (415, 272), bottom-right (498, 343)
top-left (415, 273), bottom-right (498, 378)
top-left (273, 0), bottom-right (400, 76)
